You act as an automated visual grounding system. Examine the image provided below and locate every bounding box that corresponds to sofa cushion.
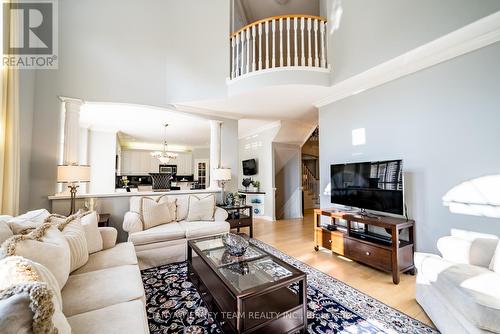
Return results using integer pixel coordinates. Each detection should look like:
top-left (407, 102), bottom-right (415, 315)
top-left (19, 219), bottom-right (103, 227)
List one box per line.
top-left (62, 264), bottom-right (144, 317)
top-left (179, 220), bottom-right (230, 239)
top-left (186, 194), bottom-right (216, 221)
top-left (72, 242), bottom-right (137, 274)
top-left (129, 222), bottom-right (185, 246)
top-left (1, 224), bottom-right (71, 289)
top-left (141, 197), bottom-right (175, 229)
top-left (7, 209), bottom-right (50, 234)
top-left (80, 211), bottom-right (103, 254)
top-left (429, 261), bottom-right (500, 332)
top-left (0, 256), bottom-right (71, 334)
top-left (67, 300), bottom-right (149, 334)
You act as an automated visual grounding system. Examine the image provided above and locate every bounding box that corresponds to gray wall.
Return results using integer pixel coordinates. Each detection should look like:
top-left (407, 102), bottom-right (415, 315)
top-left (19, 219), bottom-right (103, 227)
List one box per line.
top-left (328, 0), bottom-right (500, 83)
top-left (319, 42), bottom-right (500, 252)
top-left (274, 143), bottom-right (302, 219)
top-left (27, 0), bottom-right (231, 210)
top-left (19, 70), bottom-right (36, 213)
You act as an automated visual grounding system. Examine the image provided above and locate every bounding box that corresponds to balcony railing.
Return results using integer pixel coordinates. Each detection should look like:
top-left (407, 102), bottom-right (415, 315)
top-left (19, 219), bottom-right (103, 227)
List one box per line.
top-left (230, 15), bottom-right (328, 80)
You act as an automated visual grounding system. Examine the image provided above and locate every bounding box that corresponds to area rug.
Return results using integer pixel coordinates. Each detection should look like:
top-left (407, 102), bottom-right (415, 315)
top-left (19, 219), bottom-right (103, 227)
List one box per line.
top-left (141, 239), bottom-right (438, 334)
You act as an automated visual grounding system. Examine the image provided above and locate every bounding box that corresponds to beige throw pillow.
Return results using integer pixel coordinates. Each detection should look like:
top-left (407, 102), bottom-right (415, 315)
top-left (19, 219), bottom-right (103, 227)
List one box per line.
top-left (46, 214), bottom-right (89, 272)
top-left (186, 194), bottom-right (216, 221)
top-left (80, 211), bottom-right (103, 254)
top-left (158, 195), bottom-right (177, 220)
top-left (141, 197), bottom-right (175, 229)
top-left (0, 256), bottom-right (71, 334)
top-left (0, 221), bottom-right (13, 246)
top-left (1, 224), bottom-right (71, 289)
top-left (8, 209), bottom-right (50, 235)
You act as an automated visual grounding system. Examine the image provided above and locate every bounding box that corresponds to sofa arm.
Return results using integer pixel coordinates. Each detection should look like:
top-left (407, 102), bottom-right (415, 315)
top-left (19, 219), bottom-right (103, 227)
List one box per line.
top-left (123, 211), bottom-right (143, 234)
top-left (437, 235), bottom-right (498, 267)
top-left (214, 207), bottom-right (228, 221)
top-left (99, 227), bottom-right (117, 249)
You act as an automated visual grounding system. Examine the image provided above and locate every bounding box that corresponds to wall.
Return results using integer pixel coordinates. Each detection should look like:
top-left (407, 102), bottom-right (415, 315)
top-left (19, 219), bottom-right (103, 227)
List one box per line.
top-left (220, 120), bottom-right (239, 192)
top-left (19, 70), bottom-right (36, 213)
top-left (239, 125), bottom-right (280, 220)
top-left (28, 0), bottom-right (231, 209)
top-left (319, 42), bottom-right (500, 252)
top-left (88, 130), bottom-right (117, 194)
top-left (274, 143), bottom-right (302, 219)
top-left (328, 0), bottom-right (500, 83)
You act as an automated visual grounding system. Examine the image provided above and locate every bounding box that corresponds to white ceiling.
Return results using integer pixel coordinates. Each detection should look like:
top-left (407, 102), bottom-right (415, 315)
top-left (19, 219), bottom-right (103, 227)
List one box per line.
top-left (237, 0), bottom-right (320, 24)
top-left (80, 103), bottom-right (210, 151)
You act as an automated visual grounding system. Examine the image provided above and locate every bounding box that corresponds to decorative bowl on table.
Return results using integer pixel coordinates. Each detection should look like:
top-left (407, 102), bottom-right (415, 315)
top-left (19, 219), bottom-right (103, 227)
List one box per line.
top-left (222, 233), bottom-right (249, 257)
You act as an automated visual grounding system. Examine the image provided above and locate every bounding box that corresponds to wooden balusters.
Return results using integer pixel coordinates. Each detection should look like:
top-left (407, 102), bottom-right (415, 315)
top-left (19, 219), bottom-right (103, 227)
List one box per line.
top-left (314, 19), bottom-right (319, 67)
top-left (320, 20), bottom-right (326, 68)
top-left (307, 18), bottom-right (312, 66)
top-left (258, 23), bottom-right (262, 70)
top-left (293, 17), bottom-right (298, 66)
top-left (245, 28), bottom-right (250, 74)
top-left (229, 15), bottom-right (328, 78)
top-left (300, 17), bottom-right (305, 66)
top-left (252, 25), bottom-right (256, 72)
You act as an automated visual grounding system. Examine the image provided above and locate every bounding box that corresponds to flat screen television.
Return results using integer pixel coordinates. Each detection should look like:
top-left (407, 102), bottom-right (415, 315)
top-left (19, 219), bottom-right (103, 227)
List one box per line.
top-left (242, 159), bottom-right (257, 175)
top-left (330, 160), bottom-right (404, 215)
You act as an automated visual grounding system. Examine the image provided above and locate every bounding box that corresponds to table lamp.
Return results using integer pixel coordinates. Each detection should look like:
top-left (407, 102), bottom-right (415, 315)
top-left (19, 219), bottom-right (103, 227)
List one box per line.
top-left (57, 164), bottom-right (91, 214)
top-left (213, 168), bottom-right (231, 205)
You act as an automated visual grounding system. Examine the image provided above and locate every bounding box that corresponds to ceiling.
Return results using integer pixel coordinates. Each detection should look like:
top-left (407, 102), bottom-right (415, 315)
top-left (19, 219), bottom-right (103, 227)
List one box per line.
top-left (176, 84), bottom-right (330, 139)
top-left (80, 103), bottom-right (210, 151)
top-left (236, 0), bottom-right (320, 26)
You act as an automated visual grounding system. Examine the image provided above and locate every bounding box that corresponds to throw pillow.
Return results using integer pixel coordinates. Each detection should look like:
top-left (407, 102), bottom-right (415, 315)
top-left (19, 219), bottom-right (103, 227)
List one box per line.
top-left (79, 211), bottom-right (103, 254)
top-left (173, 195), bottom-right (189, 221)
top-left (45, 213), bottom-right (89, 272)
top-left (0, 221), bottom-right (13, 246)
top-left (186, 194), bottom-right (216, 221)
top-left (8, 209), bottom-right (50, 235)
top-left (158, 195), bottom-right (178, 221)
top-left (141, 197), bottom-right (174, 229)
top-left (0, 256), bottom-right (71, 334)
top-left (490, 242), bottom-right (500, 273)
top-left (1, 224), bottom-right (71, 289)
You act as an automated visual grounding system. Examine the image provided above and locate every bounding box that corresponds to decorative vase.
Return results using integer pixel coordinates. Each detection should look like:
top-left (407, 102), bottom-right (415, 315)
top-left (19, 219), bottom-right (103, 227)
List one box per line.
top-left (222, 233), bottom-right (249, 257)
top-left (225, 192), bottom-right (234, 206)
top-left (242, 178), bottom-right (252, 191)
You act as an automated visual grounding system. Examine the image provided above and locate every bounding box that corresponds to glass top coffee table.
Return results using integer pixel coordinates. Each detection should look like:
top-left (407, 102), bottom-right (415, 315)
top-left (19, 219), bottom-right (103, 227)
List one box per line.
top-left (188, 234), bottom-right (307, 334)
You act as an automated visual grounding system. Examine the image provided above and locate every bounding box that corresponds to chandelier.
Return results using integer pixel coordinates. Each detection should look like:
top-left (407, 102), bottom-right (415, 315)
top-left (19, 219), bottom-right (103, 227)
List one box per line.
top-left (151, 124), bottom-right (178, 164)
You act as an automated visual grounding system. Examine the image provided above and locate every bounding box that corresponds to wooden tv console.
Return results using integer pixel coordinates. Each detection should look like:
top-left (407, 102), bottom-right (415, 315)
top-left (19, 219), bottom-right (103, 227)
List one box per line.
top-left (313, 208), bottom-right (415, 284)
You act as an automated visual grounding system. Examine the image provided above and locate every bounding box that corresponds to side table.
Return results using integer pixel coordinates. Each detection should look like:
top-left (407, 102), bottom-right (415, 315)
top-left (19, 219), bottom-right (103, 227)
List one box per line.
top-left (98, 213), bottom-right (110, 227)
top-left (217, 205), bottom-right (253, 237)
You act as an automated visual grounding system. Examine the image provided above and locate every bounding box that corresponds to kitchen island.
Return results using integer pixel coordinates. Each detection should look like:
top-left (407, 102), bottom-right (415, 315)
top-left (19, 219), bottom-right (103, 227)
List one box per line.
top-left (49, 189), bottom-right (219, 241)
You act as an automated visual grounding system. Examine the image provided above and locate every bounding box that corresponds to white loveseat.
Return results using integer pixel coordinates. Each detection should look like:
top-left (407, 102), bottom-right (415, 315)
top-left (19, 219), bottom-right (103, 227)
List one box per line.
top-left (415, 230), bottom-right (500, 334)
top-left (123, 194), bottom-right (229, 269)
top-left (0, 211), bottom-right (149, 334)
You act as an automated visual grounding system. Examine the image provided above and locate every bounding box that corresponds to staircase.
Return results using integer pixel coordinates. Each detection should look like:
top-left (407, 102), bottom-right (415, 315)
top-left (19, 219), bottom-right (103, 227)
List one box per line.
top-left (302, 162), bottom-right (320, 209)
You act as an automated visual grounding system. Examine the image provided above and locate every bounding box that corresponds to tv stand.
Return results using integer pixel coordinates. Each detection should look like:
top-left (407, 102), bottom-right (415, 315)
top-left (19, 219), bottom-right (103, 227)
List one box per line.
top-left (313, 209), bottom-right (415, 284)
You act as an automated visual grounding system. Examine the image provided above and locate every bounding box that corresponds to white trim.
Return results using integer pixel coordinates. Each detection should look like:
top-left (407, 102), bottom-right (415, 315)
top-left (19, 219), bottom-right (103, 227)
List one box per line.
top-left (227, 65), bottom-right (331, 84)
top-left (314, 11), bottom-right (500, 108)
top-left (58, 96), bottom-right (85, 104)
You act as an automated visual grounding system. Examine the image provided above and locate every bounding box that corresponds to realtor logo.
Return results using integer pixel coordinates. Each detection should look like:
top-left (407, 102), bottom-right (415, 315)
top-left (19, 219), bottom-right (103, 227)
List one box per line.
top-left (3, 0), bottom-right (58, 68)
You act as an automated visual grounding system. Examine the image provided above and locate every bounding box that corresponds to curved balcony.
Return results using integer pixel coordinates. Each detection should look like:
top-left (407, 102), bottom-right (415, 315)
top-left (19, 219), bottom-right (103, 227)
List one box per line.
top-left (229, 15), bottom-right (329, 82)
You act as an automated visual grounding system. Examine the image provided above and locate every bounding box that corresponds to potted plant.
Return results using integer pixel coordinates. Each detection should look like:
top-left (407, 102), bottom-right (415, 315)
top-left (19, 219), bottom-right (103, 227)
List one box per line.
top-left (251, 180), bottom-right (260, 192)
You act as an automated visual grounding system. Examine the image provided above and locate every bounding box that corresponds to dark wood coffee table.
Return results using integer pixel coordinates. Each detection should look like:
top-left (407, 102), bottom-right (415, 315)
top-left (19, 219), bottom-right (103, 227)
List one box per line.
top-left (188, 235), bottom-right (307, 333)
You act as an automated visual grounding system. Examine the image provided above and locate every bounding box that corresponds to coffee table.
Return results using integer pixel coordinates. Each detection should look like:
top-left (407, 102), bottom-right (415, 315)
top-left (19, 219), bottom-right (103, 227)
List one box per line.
top-left (187, 235), bottom-right (307, 333)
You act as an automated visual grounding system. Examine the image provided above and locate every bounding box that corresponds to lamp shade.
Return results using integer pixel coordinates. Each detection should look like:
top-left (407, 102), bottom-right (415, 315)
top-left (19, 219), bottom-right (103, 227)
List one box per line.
top-left (213, 168), bottom-right (231, 181)
top-left (57, 165), bottom-right (91, 183)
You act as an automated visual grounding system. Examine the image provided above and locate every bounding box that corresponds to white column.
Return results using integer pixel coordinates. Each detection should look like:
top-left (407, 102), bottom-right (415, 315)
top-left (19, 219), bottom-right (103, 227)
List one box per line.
top-left (209, 120), bottom-right (222, 189)
top-left (62, 99), bottom-right (83, 165)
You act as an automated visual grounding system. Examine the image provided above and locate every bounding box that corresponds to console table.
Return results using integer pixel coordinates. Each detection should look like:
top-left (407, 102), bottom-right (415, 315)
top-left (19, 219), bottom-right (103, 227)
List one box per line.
top-left (314, 209), bottom-right (415, 284)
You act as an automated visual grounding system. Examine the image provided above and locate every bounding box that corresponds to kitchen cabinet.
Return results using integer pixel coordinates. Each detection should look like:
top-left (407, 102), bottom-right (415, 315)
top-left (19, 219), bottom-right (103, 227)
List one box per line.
top-left (120, 149), bottom-right (192, 176)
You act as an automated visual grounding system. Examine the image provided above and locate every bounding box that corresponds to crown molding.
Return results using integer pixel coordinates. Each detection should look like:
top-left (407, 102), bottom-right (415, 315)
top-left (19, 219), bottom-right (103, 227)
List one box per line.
top-left (314, 11), bottom-right (500, 108)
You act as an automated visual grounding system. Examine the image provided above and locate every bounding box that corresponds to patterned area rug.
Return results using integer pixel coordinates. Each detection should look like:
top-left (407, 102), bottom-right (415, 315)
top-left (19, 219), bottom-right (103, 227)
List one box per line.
top-left (141, 239), bottom-right (438, 334)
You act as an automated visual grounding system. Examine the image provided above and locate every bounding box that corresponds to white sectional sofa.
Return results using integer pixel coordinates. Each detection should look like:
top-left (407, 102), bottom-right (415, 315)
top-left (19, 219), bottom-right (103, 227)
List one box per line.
top-left (0, 211), bottom-right (149, 334)
top-left (123, 194), bottom-right (229, 269)
top-left (415, 229), bottom-right (500, 334)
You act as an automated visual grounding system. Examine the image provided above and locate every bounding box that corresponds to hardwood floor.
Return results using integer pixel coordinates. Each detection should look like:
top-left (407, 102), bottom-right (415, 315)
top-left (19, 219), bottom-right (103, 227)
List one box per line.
top-left (248, 210), bottom-right (434, 328)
